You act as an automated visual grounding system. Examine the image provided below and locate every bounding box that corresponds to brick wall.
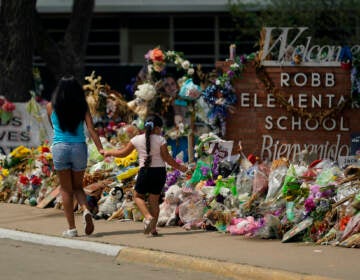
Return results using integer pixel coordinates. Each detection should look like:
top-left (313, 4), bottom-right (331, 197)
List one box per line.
top-left (217, 61), bottom-right (360, 161)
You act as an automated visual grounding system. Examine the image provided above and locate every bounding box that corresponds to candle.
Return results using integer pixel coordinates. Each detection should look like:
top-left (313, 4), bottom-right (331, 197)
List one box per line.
top-left (229, 44), bottom-right (236, 61)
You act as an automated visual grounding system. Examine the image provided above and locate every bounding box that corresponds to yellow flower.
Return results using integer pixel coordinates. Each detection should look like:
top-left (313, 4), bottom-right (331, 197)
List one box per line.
top-left (114, 150), bottom-right (138, 167)
top-left (9, 145), bottom-right (31, 158)
top-left (116, 166), bottom-right (139, 180)
top-left (44, 153), bottom-right (53, 160)
top-left (2, 168), bottom-right (9, 177)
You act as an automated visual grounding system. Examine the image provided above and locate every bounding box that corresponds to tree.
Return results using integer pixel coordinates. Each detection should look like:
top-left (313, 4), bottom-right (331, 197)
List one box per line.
top-left (0, 0), bottom-right (95, 102)
top-left (33, 0), bottom-right (95, 83)
top-left (0, 0), bottom-right (36, 102)
top-left (229, 0), bottom-right (360, 52)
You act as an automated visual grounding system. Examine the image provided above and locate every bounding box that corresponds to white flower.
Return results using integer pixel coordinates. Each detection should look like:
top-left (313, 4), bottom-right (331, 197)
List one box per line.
top-left (215, 79), bottom-right (221, 85)
top-left (166, 51), bottom-right (175, 57)
top-left (187, 68), bottom-right (194, 75)
top-left (181, 60), bottom-right (190, 70)
top-left (135, 83), bottom-right (156, 101)
top-left (230, 63), bottom-right (239, 70)
top-left (174, 57), bottom-right (184, 66)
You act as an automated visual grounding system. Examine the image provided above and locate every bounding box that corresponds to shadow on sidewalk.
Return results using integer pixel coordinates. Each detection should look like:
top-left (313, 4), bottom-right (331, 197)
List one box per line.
top-left (91, 229), bottom-right (143, 237)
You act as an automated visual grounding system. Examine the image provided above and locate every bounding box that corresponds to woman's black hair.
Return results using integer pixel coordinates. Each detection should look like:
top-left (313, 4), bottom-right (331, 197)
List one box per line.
top-left (51, 75), bottom-right (88, 133)
top-left (143, 114), bottom-right (163, 168)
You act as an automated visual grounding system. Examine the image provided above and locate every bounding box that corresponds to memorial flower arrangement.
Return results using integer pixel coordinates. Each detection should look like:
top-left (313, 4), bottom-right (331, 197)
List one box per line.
top-left (145, 47), bottom-right (195, 81)
top-left (17, 173), bottom-right (43, 205)
top-left (202, 80), bottom-right (237, 137)
top-left (3, 145), bottom-right (32, 169)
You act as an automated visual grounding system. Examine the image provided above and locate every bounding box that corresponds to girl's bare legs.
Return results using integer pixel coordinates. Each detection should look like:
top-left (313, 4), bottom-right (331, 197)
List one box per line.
top-left (72, 170), bottom-right (94, 235)
top-left (57, 170), bottom-right (75, 229)
top-left (71, 170), bottom-right (89, 211)
top-left (134, 191), bottom-right (152, 220)
top-left (148, 194), bottom-right (160, 232)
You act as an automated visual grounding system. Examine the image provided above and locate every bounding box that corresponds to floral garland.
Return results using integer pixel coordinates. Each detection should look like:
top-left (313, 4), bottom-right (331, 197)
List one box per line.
top-left (215, 54), bottom-right (255, 88)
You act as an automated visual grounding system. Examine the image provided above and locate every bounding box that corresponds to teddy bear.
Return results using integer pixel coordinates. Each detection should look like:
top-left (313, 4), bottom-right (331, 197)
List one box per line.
top-left (157, 184), bottom-right (182, 227)
top-left (107, 189), bottom-right (142, 221)
top-left (127, 82), bottom-right (156, 120)
top-left (94, 186), bottom-right (124, 220)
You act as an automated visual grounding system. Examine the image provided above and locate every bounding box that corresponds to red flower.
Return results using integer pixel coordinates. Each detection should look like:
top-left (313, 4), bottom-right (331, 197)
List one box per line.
top-left (339, 216), bottom-right (351, 231)
top-left (150, 48), bottom-right (165, 62)
top-left (2, 101), bottom-right (16, 112)
top-left (41, 146), bottom-right (50, 153)
top-left (30, 175), bottom-right (42, 186)
top-left (0, 97), bottom-right (5, 106)
top-left (19, 175), bottom-right (30, 185)
top-left (42, 166), bottom-right (51, 177)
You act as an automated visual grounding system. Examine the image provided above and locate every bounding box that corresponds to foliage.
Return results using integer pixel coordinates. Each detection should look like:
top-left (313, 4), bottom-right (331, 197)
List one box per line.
top-left (228, 0), bottom-right (360, 49)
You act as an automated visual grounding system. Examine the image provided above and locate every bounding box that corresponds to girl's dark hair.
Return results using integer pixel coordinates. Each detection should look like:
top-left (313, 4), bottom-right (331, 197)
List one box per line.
top-left (51, 75), bottom-right (88, 133)
top-left (143, 114), bottom-right (163, 168)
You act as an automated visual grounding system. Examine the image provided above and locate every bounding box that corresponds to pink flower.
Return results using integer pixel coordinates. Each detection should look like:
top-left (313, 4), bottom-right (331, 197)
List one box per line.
top-left (2, 101), bottom-right (16, 112)
top-left (304, 197), bottom-right (316, 213)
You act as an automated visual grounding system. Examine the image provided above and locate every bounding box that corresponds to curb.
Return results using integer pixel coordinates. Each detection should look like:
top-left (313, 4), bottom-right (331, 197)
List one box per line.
top-left (0, 228), bottom-right (123, 256)
top-left (0, 227), bottom-right (337, 280)
top-left (116, 247), bottom-right (337, 280)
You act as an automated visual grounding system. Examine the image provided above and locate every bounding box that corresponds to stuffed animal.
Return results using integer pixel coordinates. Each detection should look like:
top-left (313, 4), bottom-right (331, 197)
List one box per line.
top-left (94, 186), bottom-right (124, 220)
top-left (108, 189), bottom-right (135, 221)
top-left (106, 90), bottom-right (135, 123)
top-left (157, 184), bottom-right (182, 227)
top-left (127, 82), bottom-right (156, 120)
top-left (202, 209), bottom-right (234, 232)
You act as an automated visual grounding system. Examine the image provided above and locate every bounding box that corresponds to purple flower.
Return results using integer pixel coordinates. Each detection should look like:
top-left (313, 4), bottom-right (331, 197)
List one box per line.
top-left (200, 166), bottom-right (210, 177)
top-left (205, 179), bottom-right (215, 186)
top-left (304, 197), bottom-right (316, 213)
top-left (310, 184), bottom-right (320, 194)
top-left (227, 70), bottom-right (234, 78)
top-left (240, 55), bottom-right (246, 64)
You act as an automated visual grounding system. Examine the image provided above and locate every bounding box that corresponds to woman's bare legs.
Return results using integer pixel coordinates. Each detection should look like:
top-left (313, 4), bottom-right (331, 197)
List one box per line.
top-left (57, 170), bottom-right (75, 229)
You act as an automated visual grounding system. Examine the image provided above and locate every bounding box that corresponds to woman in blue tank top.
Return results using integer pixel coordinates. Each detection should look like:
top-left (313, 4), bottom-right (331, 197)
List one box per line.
top-left (46, 76), bottom-right (104, 238)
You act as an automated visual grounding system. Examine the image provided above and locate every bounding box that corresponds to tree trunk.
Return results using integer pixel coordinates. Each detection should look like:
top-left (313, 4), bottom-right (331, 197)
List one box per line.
top-left (33, 0), bottom-right (95, 84)
top-left (0, 0), bottom-right (36, 102)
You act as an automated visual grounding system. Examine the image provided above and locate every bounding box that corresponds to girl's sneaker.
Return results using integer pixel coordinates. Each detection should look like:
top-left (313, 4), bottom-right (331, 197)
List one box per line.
top-left (83, 209), bottom-right (94, 235)
top-left (62, 228), bottom-right (78, 238)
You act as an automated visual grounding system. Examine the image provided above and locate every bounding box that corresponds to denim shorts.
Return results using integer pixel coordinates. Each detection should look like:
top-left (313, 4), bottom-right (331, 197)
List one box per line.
top-left (51, 142), bottom-right (87, 171)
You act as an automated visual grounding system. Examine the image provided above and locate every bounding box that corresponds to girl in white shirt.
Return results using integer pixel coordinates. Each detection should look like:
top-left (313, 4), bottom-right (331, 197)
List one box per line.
top-left (104, 114), bottom-right (187, 235)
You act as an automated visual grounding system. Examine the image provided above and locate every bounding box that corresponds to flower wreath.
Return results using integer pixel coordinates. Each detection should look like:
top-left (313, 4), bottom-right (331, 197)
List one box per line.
top-left (145, 47), bottom-right (195, 82)
top-left (202, 73), bottom-right (238, 137)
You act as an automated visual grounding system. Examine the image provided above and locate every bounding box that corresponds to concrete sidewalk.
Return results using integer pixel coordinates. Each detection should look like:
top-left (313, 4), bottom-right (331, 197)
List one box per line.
top-left (0, 203), bottom-right (359, 280)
